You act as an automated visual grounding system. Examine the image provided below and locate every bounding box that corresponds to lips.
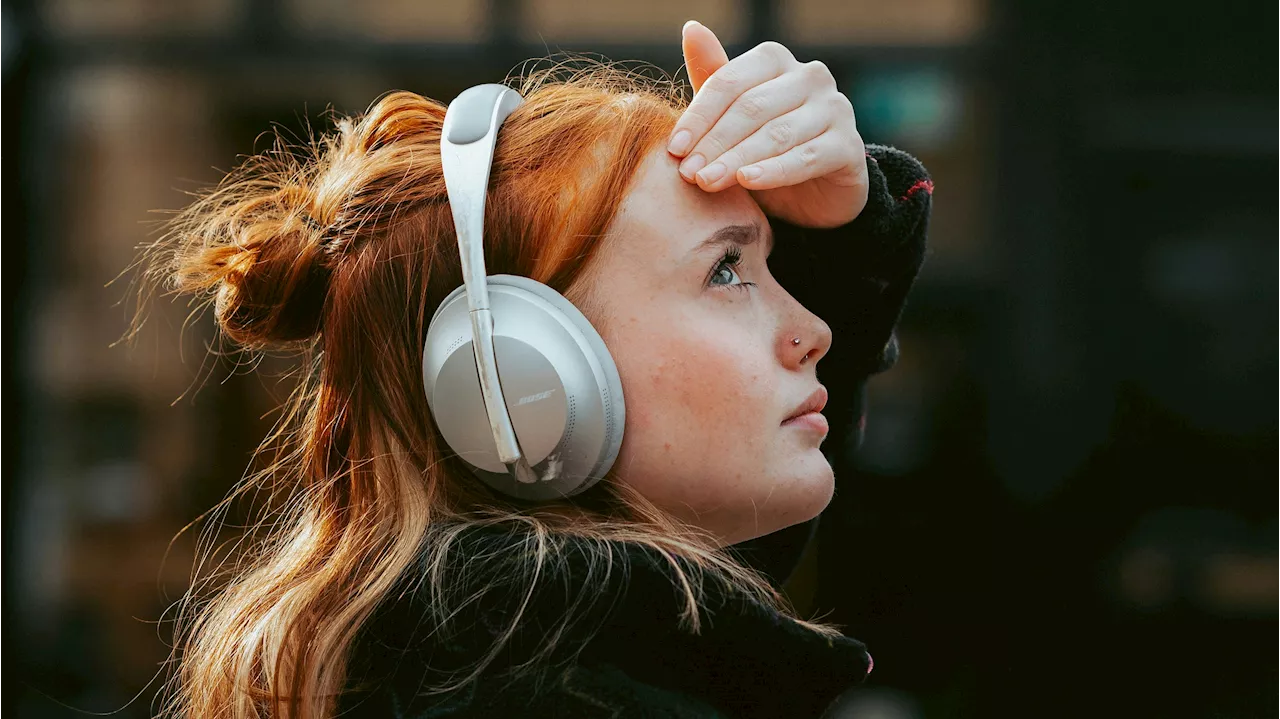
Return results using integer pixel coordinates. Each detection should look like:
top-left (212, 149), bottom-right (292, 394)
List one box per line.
top-left (783, 386), bottom-right (828, 423)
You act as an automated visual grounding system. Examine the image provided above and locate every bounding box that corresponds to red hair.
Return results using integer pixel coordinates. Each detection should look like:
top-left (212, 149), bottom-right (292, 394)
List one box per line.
top-left (126, 59), bottom-right (838, 719)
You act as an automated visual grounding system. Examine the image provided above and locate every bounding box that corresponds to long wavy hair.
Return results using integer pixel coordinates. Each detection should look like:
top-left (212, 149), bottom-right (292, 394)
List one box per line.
top-left (127, 58), bottom-right (842, 719)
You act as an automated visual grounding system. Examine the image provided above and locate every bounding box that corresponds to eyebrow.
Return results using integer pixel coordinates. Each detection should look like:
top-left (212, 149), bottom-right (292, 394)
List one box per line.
top-left (689, 221), bottom-right (775, 259)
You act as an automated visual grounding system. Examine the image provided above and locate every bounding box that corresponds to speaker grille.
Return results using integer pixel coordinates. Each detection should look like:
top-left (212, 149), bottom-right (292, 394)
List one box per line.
top-left (552, 394), bottom-right (576, 459)
top-left (445, 335), bottom-right (467, 356)
top-left (602, 389), bottom-right (615, 444)
top-left (565, 395), bottom-right (576, 446)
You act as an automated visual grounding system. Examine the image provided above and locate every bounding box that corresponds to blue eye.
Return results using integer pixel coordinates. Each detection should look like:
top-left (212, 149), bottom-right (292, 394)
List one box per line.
top-left (708, 247), bottom-right (756, 291)
top-left (710, 263), bottom-right (744, 287)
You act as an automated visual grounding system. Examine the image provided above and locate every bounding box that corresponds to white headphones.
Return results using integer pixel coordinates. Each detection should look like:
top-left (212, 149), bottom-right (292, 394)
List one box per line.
top-left (422, 84), bottom-right (626, 501)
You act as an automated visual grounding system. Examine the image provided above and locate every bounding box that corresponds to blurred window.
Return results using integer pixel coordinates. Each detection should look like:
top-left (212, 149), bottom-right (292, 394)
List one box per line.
top-left (781, 0), bottom-right (985, 45)
top-left (285, 0), bottom-right (489, 42)
top-left (42, 0), bottom-right (238, 38)
top-left (522, 0), bottom-right (746, 44)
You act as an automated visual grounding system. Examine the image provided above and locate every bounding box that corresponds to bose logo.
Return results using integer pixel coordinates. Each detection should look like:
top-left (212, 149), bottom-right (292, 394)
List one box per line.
top-left (517, 389), bottom-right (556, 406)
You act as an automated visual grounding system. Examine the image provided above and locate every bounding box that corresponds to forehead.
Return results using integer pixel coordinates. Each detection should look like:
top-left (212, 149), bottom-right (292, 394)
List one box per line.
top-left (606, 148), bottom-right (767, 263)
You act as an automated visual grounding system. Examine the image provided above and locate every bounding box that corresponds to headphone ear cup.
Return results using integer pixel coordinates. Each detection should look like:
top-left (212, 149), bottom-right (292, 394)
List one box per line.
top-left (488, 275), bottom-right (626, 474)
top-left (423, 274), bottom-right (625, 501)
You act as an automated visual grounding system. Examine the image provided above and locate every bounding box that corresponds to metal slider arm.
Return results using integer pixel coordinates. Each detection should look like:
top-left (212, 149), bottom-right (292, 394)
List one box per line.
top-left (440, 84), bottom-right (537, 484)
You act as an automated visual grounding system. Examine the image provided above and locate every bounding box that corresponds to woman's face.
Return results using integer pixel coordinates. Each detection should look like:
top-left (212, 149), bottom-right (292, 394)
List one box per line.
top-left (579, 147), bottom-right (834, 547)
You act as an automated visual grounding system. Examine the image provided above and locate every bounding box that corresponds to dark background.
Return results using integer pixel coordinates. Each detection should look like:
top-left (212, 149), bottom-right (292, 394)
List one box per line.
top-left (3, 1), bottom-right (1275, 717)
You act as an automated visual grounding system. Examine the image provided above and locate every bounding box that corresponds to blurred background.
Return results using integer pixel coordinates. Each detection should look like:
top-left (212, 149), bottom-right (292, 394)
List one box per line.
top-left (1, 0), bottom-right (1275, 717)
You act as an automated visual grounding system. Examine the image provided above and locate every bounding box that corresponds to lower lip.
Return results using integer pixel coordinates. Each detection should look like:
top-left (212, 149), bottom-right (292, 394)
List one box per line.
top-left (782, 411), bottom-right (829, 435)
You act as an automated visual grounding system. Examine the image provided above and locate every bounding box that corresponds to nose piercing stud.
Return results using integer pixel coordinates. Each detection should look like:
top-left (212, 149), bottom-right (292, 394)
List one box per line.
top-left (792, 337), bottom-right (802, 345)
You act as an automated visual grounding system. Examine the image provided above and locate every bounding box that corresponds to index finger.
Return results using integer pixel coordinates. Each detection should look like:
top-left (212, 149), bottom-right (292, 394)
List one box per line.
top-left (668, 41), bottom-right (798, 158)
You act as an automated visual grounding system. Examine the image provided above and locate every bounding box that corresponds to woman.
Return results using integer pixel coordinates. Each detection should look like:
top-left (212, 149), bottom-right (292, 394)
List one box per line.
top-left (137, 21), bottom-right (931, 719)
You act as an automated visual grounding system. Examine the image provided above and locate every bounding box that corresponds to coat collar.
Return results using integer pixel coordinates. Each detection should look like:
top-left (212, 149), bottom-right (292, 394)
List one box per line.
top-left (360, 523), bottom-right (872, 718)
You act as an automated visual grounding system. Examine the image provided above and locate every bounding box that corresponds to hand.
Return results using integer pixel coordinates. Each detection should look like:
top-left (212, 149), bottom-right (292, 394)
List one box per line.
top-left (669, 21), bottom-right (870, 230)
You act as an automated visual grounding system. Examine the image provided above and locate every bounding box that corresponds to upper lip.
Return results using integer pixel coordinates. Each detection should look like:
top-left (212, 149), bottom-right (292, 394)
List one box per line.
top-left (784, 386), bottom-right (828, 423)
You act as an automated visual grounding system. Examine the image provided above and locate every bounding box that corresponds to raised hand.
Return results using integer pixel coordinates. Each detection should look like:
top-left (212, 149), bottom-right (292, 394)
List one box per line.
top-left (670, 20), bottom-right (870, 229)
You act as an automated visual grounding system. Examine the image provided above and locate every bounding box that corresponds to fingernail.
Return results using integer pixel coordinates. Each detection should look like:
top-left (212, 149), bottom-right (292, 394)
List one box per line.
top-left (697, 162), bottom-right (725, 184)
top-left (668, 129), bottom-right (692, 156)
top-left (680, 153), bottom-right (706, 180)
top-left (739, 165), bottom-right (762, 181)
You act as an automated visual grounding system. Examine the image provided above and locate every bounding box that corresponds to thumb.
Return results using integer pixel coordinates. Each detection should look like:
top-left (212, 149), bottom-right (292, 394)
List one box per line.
top-left (682, 20), bottom-right (729, 95)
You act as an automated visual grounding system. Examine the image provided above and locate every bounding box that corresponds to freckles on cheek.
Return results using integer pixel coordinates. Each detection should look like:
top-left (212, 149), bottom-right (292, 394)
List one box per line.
top-left (608, 299), bottom-right (773, 454)
top-left (644, 338), bottom-right (769, 433)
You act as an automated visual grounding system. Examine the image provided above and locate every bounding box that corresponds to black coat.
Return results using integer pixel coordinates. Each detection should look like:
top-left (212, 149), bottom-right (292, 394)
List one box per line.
top-left (338, 144), bottom-right (932, 718)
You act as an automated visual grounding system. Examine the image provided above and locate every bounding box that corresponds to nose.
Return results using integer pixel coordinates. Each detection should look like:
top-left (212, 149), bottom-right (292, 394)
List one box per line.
top-left (780, 310), bottom-right (832, 370)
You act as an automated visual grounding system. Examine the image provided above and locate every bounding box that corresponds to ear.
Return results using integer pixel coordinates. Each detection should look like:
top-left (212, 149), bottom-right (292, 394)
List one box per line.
top-left (682, 21), bottom-right (730, 95)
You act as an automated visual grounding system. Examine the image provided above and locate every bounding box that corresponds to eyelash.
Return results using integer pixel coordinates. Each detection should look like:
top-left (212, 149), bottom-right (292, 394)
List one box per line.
top-left (708, 246), bottom-right (757, 291)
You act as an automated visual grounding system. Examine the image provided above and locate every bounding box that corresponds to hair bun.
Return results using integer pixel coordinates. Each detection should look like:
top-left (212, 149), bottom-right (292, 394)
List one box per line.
top-left (175, 186), bottom-right (336, 348)
top-left (214, 214), bottom-right (333, 346)
top-left (155, 91), bottom-right (453, 351)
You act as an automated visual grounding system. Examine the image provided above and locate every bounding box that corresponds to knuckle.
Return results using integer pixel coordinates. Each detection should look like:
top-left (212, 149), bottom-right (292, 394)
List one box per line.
top-left (758, 41), bottom-right (795, 69)
top-left (804, 59), bottom-right (833, 82)
top-left (798, 143), bottom-right (820, 168)
top-left (684, 105), bottom-right (716, 129)
top-left (711, 66), bottom-right (744, 93)
top-left (700, 133), bottom-right (728, 157)
top-left (766, 120), bottom-right (794, 148)
top-left (828, 92), bottom-right (852, 114)
top-left (771, 160), bottom-right (792, 183)
top-left (758, 40), bottom-right (786, 58)
top-left (737, 91), bottom-right (770, 120)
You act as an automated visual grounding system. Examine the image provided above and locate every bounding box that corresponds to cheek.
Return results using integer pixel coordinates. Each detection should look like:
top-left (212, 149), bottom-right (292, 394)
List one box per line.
top-left (612, 320), bottom-right (776, 472)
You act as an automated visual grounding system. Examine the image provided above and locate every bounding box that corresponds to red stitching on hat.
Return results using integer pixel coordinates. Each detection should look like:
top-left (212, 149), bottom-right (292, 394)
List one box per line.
top-left (901, 178), bottom-right (934, 200)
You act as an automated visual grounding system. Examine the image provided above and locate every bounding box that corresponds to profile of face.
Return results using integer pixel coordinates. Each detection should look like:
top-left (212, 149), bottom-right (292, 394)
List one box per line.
top-left (578, 147), bottom-right (834, 547)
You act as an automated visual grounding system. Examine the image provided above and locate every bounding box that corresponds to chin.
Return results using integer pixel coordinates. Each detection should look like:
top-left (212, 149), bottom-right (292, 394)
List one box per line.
top-left (800, 463), bottom-right (836, 519)
top-left (769, 454), bottom-right (836, 528)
